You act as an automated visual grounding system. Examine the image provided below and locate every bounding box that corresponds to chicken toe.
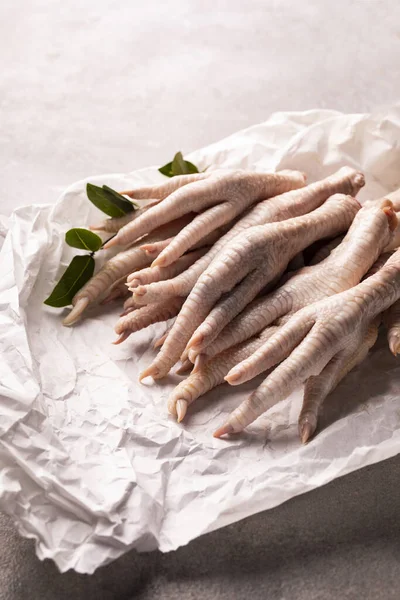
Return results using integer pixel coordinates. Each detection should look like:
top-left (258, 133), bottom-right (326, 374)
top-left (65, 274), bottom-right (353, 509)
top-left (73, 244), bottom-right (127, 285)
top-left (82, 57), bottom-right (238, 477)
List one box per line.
top-left (104, 169), bottom-right (306, 251)
top-left (384, 299), bottom-right (400, 356)
top-left (131, 167), bottom-right (363, 307)
top-left (298, 318), bottom-right (380, 443)
top-left (215, 249), bottom-right (400, 436)
top-left (201, 198), bottom-right (397, 361)
top-left (114, 297), bottom-right (184, 343)
top-left (185, 194), bottom-right (359, 359)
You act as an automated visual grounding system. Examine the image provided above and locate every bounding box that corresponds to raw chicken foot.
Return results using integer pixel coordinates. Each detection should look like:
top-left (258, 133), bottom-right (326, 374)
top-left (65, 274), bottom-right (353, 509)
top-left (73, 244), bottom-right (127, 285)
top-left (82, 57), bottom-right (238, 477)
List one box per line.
top-left (193, 200), bottom-right (397, 362)
top-left (215, 248), bottom-right (400, 438)
top-left (169, 200), bottom-right (396, 420)
top-left (103, 169), bottom-right (306, 263)
top-left (62, 215), bottom-right (193, 326)
top-left (131, 167), bottom-right (364, 306)
top-left (141, 194), bottom-right (359, 380)
top-left (114, 297), bottom-right (185, 344)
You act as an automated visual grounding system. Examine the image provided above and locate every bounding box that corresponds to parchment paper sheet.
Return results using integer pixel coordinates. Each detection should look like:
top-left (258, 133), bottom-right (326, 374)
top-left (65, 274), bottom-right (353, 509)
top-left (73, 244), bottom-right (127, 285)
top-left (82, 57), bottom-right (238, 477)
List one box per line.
top-left (1, 107), bottom-right (400, 573)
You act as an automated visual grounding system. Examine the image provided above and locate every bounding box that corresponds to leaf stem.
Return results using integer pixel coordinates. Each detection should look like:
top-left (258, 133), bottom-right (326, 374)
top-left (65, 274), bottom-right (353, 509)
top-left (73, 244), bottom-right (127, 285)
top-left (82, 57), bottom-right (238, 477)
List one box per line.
top-left (102, 233), bottom-right (116, 248)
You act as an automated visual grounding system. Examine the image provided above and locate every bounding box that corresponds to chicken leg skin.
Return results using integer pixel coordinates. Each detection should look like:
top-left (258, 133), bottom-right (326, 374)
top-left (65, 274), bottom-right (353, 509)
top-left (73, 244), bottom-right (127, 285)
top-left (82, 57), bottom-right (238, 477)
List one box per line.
top-left (383, 299), bottom-right (400, 355)
top-left (185, 195), bottom-right (361, 353)
top-left (168, 326), bottom-right (279, 421)
top-left (140, 194), bottom-right (359, 380)
top-left (193, 200), bottom-right (396, 362)
top-left (104, 169), bottom-right (306, 252)
top-left (298, 318), bottom-right (380, 443)
top-left (114, 297), bottom-right (185, 344)
top-left (131, 167), bottom-right (364, 306)
top-left (62, 215), bottom-right (194, 326)
top-left (214, 249), bottom-right (400, 437)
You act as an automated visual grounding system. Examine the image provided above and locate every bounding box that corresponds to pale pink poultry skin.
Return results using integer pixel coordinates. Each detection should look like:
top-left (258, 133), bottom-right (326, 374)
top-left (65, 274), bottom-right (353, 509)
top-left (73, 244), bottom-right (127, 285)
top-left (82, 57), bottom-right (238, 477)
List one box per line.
top-left (213, 247), bottom-right (400, 440)
top-left (167, 200), bottom-right (397, 421)
top-left (103, 169), bottom-right (306, 259)
top-left (62, 215), bottom-right (194, 326)
top-left (131, 167), bottom-right (364, 306)
top-left (114, 297), bottom-right (185, 344)
top-left (383, 298), bottom-right (400, 355)
top-left (91, 200), bottom-right (162, 233)
top-left (120, 293), bottom-right (142, 316)
top-left (298, 317), bottom-right (380, 442)
top-left (141, 194), bottom-right (360, 381)
top-left (191, 200), bottom-right (397, 363)
top-left (126, 247), bottom-right (208, 292)
top-left (307, 235), bottom-right (344, 265)
top-left (91, 174), bottom-right (210, 234)
top-left (66, 169), bottom-right (304, 327)
top-left (100, 278), bottom-right (131, 305)
top-left (168, 330), bottom-right (274, 422)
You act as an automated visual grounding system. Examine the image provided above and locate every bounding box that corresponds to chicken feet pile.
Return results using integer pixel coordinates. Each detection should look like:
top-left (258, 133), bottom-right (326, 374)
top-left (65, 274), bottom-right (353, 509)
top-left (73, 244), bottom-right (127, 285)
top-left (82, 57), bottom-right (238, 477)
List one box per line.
top-left (215, 247), bottom-right (400, 440)
top-left (61, 165), bottom-right (400, 444)
top-left (167, 198), bottom-right (397, 423)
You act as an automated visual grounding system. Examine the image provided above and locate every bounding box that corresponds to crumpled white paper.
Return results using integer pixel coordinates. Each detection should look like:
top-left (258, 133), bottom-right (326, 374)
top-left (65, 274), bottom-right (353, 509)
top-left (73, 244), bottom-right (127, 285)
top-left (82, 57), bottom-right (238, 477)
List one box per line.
top-left (1, 107), bottom-right (400, 574)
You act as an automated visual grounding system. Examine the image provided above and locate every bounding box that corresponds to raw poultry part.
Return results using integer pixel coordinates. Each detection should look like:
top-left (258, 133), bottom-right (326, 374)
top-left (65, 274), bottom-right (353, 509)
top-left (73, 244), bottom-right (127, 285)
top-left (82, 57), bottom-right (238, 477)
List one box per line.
top-left (62, 215), bottom-right (193, 326)
top-left (131, 167), bottom-right (364, 306)
top-left (141, 193), bottom-right (360, 380)
top-left (114, 297), bottom-right (185, 344)
top-left (214, 247), bottom-right (400, 439)
top-left (103, 169), bottom-right (306, 259)
top-left (168, 200), bottom-right (397, 420)
top-left (197, 199), bottom-right (397, 362)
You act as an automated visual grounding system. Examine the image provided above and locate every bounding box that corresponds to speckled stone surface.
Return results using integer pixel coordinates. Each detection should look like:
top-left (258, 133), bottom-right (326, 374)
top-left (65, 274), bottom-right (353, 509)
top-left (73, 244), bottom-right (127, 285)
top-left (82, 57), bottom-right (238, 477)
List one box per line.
top-left (1, 1), bottom-right (400, 598)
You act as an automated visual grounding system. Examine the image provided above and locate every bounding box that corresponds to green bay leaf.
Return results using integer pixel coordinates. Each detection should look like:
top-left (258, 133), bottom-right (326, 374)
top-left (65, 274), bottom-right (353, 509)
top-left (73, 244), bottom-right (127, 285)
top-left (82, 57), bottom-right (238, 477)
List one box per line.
top-left (86, 183), bottom-right (135, 217)
top-left (158, 161), bottom-right (174, 177)
top-left (44, 255), bottom-right (95, 308)
top-left (65, 228), bottom-right (103, 252)
top-left (102, 185), bottom-right (138, 210)
top-left (159, 152), bottom-right (200, 178)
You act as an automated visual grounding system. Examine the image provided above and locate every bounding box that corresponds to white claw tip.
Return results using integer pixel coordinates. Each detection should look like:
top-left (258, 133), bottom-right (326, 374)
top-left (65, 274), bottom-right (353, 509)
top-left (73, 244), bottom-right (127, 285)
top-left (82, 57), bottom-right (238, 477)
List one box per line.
top-left (112, 331), bottom-right (131, 345)
top-left (62, 297), bottom-right (90, 327)
top-left (213, 423), bottom-right (235, 438)
top-left (388, 332), bottom-right (400, 357)
top-left (103, 237), bottom-right (118, 249)
top-left (151, 255), bottom-right (167, 268)
top-left (224, 368), bottom-right (242, 385)
top-left (139, 364), bottom-right (161, 382)
top-left (176, 399), bottom-right (188, 423)
top-left (299, 421), bottom-right (314, 444)
top-left (192, 353), bottom-right (206, 373)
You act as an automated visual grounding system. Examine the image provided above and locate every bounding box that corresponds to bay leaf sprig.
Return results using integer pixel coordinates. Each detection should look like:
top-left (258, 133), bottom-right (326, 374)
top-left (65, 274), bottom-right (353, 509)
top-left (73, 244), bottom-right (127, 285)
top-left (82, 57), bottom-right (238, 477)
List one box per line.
top-left (159, 151), bottom-right (201, 178)
top-left (44, 227), bottom-right (106, 308)
top-left (44, 255), bottom-right (95, 308)
top-left (44, 182), bottom-right (131, 309)
top-left (86, 183), bottom-right (138, 217)
top-left (65, 227), bottom-right (103, 252)
top-left (45, 155), bottom-right (207, 311)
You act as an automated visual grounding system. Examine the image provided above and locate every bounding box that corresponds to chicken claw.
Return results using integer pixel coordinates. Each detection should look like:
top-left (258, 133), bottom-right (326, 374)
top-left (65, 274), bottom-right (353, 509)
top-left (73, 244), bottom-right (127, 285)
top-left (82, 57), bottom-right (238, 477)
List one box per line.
top-left (114, 297), bottom-right (184, 344)
top-left (127, 248), bottom-right (207, 291)
top-left (131, 167), bottom-right (364, 306)
top-left (90, 200), bottom-right (161, 233)
top-left (62, 215), bottom-right (192, 326)
top-left (91, 173), bottom-right (211, 231)
top-left (167, 329), bottom-right (275, 420)
top-left (384, 299), bottom-right (400, 356)
top-left (298, 318), bottom-right (380, 443)
top-left (104, 169), bottom-right (306, 259)
top-left (198, 199), bottom-right (397, 361)
top-left (142, 194), bottom-right (359, 380)
top-left (216, 248), bottom-right (400, 437)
